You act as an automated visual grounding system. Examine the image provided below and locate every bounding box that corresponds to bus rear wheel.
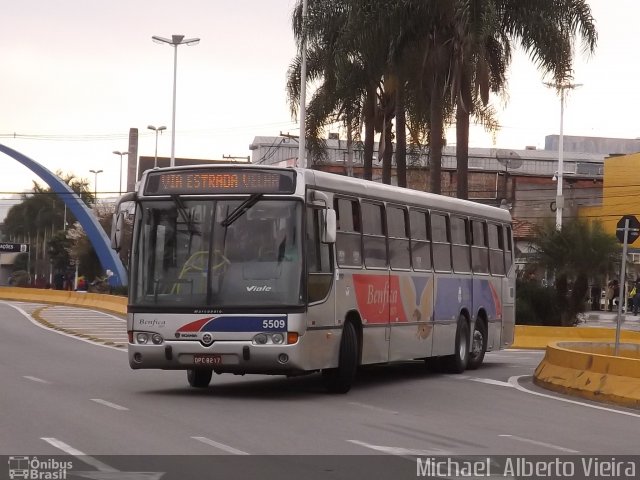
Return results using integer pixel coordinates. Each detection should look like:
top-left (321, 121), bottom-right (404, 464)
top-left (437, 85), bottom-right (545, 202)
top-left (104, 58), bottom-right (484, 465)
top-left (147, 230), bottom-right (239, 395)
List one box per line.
top-left (443, 316), bottom-right (469, 374)
top-left (324, 321), bottom-right (358, 394)
top-left (187, 368), bottom-right (212, 388)
top-left (467, 320), bottom-right (487, 370)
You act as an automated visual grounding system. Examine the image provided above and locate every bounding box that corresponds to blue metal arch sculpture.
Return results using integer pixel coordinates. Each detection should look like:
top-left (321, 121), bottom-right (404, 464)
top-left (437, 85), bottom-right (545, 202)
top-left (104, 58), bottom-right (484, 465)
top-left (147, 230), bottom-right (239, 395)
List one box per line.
top-left (0, 144), bottom-right (127, 287)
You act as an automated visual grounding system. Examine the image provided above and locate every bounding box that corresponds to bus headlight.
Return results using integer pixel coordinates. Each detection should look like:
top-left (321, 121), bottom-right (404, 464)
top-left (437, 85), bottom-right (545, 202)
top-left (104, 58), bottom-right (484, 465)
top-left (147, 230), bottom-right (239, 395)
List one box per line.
top-left (136, 333), bottom-right (149, 344)
top-left (253, 332), bottom-right (294, 345)
top-left (151, 334), bottom-right (164, 345)
top-left (254, 334), bottom-right (268, 345)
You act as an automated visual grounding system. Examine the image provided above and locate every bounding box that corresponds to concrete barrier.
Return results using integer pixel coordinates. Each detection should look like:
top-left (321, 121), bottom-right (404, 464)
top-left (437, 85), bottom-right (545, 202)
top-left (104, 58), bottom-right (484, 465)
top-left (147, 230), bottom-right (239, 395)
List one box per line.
top-left (0, 286), bottom-right (126, 315)
top-left (511, 325), bottom-right (640, 349)
top-left (534, 341), bottom-right (640, 409)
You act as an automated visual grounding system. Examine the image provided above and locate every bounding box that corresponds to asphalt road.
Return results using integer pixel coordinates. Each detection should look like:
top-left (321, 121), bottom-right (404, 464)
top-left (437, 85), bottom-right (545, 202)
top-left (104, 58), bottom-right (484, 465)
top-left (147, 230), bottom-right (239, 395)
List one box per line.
top-left (1, 301), bottom-right (639, 479)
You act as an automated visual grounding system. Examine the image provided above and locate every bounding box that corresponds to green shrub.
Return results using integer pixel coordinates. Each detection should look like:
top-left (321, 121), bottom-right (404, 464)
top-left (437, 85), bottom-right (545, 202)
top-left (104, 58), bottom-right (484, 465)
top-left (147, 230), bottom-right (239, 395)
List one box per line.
top-left (516, 279), bottom-right (563, 326)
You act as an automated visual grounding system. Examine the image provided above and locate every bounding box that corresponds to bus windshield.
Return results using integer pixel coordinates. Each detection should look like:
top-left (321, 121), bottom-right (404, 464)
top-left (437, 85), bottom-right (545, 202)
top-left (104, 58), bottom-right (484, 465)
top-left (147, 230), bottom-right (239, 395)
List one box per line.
top-left (131, 198), bottom-right (303, 308)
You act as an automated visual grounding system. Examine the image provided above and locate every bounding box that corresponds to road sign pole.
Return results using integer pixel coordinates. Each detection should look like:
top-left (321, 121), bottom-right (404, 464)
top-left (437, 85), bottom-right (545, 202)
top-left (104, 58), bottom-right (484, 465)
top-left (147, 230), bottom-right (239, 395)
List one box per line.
top-left (615, 219), bottom-right (629, 356)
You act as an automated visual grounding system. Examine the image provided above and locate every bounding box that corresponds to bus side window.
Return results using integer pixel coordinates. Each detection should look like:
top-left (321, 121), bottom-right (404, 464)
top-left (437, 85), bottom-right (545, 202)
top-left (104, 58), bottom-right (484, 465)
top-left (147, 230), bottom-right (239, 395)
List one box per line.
top-left (504, 225), bottom-right (513, 273)
top-left (431, 213), bottom-right (451, 272)
top-left (410, 209), bottom-right (432, 271)
top-left (471, 220), bottom-right (489, 274)
top-left (334, 197), bottom-right (362, 267)
top-left (488, 223), bottom-right (505, 276)
top-left (306, 207), bottom-right (333, 302)
top-left (362, 201), bottom-right (387, 269)
top-left (451, 216), bottom-right (470, 273)
top-left (388, 205), bottom-right (410, 270)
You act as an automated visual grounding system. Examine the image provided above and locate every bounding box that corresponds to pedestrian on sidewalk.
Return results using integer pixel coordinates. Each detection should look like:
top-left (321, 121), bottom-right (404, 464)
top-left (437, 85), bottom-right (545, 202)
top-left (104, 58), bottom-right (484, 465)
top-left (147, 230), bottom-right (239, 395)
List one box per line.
top-left (632, 278), bottom-right (640, 315)
top-left (607, 278), bottom-right (619, 311)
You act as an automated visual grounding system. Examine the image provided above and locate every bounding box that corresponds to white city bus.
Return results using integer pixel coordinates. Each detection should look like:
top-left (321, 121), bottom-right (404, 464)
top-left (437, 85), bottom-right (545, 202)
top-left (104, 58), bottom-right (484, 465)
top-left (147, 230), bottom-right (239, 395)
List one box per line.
top-left (112, 165), bottom-right (514, 393)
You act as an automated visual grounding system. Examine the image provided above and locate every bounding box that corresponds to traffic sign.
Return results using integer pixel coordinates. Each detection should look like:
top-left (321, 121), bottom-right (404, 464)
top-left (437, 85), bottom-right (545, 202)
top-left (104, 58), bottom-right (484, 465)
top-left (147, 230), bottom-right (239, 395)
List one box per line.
top-left (0, 242), bottom-right (29, 253)
top-left (616, 215), bottom-right (640, 244)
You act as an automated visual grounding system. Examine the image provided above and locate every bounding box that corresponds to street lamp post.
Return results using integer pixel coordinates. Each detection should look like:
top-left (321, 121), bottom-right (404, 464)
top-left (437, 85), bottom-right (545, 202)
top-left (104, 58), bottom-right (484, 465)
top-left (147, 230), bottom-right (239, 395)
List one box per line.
top-left (148, 125), bottom-right (167, 168)
top-left (298, 0), bottom-right (308, 169)
top-left (152, 34), bottom-right (200, 167)
top-left (89, 169), bottom-right (103, 204)
top-left (112, 150), bottom-right (129, 196)
top-left (545, 81), bottom-right (582, 231)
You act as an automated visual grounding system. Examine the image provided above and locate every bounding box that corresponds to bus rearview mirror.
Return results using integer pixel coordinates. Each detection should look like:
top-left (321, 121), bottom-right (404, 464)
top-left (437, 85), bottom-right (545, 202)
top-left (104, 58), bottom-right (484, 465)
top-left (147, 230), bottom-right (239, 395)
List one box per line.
top-left (322, 209), bottom-right (336, 244)
top-left (111, 212), bottom-right (125, 252)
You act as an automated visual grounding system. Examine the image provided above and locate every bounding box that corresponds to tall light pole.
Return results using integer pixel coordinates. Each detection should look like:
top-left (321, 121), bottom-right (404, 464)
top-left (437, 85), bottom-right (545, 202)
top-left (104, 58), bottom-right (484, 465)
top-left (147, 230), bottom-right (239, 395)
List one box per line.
top-left (152, 34), bottom-right (200, 167)
top-left (112, 150), bottom-right (129, 196)
top-left (148, 125), bottom-right (167, 168)
top-left (546, 81), bottom-right (582, 230)
top-left (89, 169), bottom-right (103, 204)
top-left (298, 0), bottom-right (308, 169)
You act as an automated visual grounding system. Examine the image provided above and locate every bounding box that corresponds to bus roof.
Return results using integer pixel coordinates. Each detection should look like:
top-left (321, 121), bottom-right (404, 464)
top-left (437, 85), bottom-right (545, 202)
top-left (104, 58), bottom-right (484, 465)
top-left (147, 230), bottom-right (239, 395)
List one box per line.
top-left (136, 164), bottom-right (511, 223)
top-left (304, 168), bottom-right (512, 223)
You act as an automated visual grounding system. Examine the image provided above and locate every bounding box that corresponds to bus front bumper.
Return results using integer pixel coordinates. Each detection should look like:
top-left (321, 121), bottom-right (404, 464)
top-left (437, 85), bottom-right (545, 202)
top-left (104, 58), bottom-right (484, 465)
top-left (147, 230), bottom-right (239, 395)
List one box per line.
top-left (128, 340), bottom-right (314, 375)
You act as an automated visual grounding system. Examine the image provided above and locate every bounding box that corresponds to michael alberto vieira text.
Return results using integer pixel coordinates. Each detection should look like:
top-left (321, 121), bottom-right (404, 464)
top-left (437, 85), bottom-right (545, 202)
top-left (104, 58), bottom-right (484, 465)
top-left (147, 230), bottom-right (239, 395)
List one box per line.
top-left (416, 457), bottom-right (637, 477)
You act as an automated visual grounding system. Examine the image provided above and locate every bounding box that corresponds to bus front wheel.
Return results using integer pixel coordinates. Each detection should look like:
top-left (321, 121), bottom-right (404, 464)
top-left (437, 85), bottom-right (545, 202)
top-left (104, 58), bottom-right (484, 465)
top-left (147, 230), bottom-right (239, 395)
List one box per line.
top-left (187, 368), bottom-right (212, 388)
top-left (324, 321), bottom-right (358, 394)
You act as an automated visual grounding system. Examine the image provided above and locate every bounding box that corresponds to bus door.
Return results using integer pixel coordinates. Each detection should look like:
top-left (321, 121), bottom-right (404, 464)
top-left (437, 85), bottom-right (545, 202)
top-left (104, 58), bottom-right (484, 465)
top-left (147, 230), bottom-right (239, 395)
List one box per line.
top-left (305, 205), bottom-right (336, 331)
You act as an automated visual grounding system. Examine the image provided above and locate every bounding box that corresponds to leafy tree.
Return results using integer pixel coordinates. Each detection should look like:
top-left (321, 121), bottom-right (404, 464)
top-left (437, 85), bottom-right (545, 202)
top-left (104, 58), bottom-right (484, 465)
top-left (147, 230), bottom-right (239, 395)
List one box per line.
top-left (2, 171), bottom-right (95, 283)
top-left (3, 172), bottom-right (94, 242)
top-left (529, 218), bottom-right (619, 325)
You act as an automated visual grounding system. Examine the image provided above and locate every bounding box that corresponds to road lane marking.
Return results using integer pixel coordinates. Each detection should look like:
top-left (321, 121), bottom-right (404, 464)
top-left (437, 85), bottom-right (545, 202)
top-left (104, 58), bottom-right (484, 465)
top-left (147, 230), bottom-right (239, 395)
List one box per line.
top-left (508, 375), bottom-right (640, 419)
top-left (23, 376), bottom-right (51, 384)
top-left (41, 437), bottom-right (118, 472)
top-left (191, 436), bottom-right (249, 455)
top-left (41, 437), bottom-right (164, 479)
top-left (91, 398), bottom-right (129, 411)
top-left (348, 401), bottom-right (399, 415)
top-left (469, 378), bottom-right (513, 388)
top-left (444, 375), bottom-right (513, 388)
top-left (498, 434), bottom-right (579, 453)
top-left (347, 439), bottom-right (450, 456)
top-left (3, 302), bottom-right (126, 352)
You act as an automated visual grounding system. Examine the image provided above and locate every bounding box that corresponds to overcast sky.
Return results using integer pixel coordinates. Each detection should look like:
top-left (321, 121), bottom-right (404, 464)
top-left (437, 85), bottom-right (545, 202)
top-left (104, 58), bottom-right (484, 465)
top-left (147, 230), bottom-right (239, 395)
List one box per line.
top-left (1, 0), bottom-right (637, 215)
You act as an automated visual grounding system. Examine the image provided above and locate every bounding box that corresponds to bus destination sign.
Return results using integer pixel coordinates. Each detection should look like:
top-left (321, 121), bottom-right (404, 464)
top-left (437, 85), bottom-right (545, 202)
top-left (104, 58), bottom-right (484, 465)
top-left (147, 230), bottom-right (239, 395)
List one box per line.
top-left (144, 169), bottom-right (296, 195)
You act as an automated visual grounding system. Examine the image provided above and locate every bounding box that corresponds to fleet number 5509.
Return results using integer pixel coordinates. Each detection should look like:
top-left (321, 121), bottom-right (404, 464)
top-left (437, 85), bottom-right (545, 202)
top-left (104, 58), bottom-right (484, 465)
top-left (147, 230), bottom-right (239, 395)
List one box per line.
top-left (262, 319), bottom-right (286, 329)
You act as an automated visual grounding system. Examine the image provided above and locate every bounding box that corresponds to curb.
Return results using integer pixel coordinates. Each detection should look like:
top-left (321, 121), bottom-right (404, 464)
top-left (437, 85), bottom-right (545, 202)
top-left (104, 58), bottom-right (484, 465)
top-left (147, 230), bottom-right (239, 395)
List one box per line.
top-left (511, 325), bottom-right (640, 349)
top-left (0, 286), bottom-right (126, 315)
top-left (533, 341), bottom-right (640, 409)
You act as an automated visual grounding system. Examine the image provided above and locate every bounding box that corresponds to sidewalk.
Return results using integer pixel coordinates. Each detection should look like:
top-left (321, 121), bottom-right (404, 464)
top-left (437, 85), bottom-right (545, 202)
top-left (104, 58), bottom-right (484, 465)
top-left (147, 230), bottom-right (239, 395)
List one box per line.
top-left (580, 309), bottom-right (640, 331)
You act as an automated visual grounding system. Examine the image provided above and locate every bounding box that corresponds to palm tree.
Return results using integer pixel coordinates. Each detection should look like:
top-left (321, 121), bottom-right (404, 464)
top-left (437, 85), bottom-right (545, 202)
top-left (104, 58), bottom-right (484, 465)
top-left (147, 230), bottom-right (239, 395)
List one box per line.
top-left (452, 0), bottom-right (597, 199)
top-left (288, 0), bottom-right (434, 184)
top-left (288, 0), bottom-right (385, 180)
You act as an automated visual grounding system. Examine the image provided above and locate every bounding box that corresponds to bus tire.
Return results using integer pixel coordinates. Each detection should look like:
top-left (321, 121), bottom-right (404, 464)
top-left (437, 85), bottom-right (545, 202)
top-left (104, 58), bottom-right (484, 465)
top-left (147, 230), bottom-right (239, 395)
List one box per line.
top-left (324, 321), bottom-right (358, 394)
top-left (443, 316), bottom-right (469, 374)
top-left (467, 320), bottom-right (487, 370)
top-left (187, 368), bottom-right (212, 388)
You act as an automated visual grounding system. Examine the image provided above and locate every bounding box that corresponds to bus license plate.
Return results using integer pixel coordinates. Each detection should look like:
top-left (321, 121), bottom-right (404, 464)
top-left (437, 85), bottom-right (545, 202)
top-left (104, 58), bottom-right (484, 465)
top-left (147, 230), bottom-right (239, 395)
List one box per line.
top-left (193, 354), bottom-right (221, 366)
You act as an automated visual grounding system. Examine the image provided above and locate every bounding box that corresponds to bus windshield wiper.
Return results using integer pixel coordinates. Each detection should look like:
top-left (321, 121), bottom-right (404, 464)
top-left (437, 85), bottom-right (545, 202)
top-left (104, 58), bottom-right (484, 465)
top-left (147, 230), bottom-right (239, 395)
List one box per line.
top-left (221, 193), bottom-right (263, 227)
top-left (172, 194), bottom-right (199, 235)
